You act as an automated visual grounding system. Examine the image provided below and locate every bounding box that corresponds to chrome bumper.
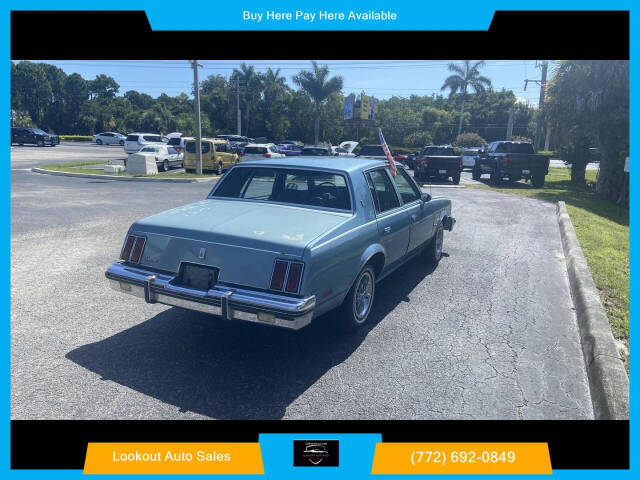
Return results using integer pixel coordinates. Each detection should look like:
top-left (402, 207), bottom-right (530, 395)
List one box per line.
top-left (105, 262), bottom-right (315, 330)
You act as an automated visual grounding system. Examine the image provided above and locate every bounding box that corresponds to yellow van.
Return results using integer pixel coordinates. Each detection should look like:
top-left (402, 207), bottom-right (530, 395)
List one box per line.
top-left (183, 138), bottom-right (239, 174)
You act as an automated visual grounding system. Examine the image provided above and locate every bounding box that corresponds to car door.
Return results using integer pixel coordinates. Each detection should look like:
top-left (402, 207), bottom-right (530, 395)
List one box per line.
top-left (391, 168), bottom-right (438, 252)
top-left (365, 168), bottom-right (411, 267)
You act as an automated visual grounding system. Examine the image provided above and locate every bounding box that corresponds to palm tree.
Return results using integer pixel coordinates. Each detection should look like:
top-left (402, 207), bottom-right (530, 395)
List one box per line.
top-left (441, 60), bottom-right (492, 137)
top-left (231, 63), bottom-right (263, 137)
top-left (292, 61), bottom-right (343, 144)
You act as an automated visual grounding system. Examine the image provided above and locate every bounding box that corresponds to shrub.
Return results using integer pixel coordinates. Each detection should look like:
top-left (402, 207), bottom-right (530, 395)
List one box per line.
top-left (454, 132), bottom-right (486, 148)
top-left (59, 135), bottom-right (94, 142)
top-left (403, 131), bottom-right (433, 148)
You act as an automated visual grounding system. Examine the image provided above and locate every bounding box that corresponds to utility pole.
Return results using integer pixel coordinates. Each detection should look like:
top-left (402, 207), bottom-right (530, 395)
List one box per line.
top-left (190, 60), bottom-right (203, 175)
top-left (506, 106), bottom-right (514, 141)
top-left (524, 60), bottom-right (549, 151)
top-left (236, 77), bottom-right (242, 136)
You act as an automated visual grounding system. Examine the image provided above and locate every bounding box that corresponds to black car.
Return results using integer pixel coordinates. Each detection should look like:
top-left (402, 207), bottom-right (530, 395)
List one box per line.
top-left (414, 145), bottom-right (462, 184)
top-left (11, 127), bottom-right (59, 147)
top-left (301, 146), bottom-right (331, 156)
top-left (473, 141), bottom-right (549, 187)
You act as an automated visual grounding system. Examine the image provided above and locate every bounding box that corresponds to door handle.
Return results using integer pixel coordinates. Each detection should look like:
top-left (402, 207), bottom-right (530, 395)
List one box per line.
top-left (383, 226), bottom-right (391, 234)
top-left (410, 214), bottom-right (417, 223)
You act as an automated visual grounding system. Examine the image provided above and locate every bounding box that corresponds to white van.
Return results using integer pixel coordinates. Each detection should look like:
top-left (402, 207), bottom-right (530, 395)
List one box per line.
top-left (124, 133), bottom-right (166, 154)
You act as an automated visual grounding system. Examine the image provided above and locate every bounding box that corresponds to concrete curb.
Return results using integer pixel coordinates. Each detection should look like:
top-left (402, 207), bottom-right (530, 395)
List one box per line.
top-left (31, 167), bottom-right (219, 183)
top-left (556, 201), bottom-right (629, 419)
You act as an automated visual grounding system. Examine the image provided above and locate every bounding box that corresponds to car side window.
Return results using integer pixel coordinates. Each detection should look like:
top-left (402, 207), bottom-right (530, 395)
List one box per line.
top-left (393, 169), bottom-right (421, 204)
top-left (167, 147), bottom-right (178, 155)
top-left (366, 169), bottom-right (400, 213)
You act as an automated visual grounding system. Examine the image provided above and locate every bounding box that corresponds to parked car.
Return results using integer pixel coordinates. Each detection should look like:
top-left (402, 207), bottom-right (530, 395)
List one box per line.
top-left (357, 144), bottom-right (406, 163)
top-left (215, 134), bottom-right (251, 149)
top-left (301, 146), bottom-right (331, 156)
top-left (331, 145), bottom-right (356, 157)
top-left (105, 158), bottom-right (456, 331)
top-left (278, 144), bottom-right (302, 156)
top-left (240, 143), bottom-right (285, 161)
top-left (278, 140), bottom-right (304, 147)
top-left (93, 132), bottom-right (126, 145)
top-left (124, 133), bottom-right (165, 154)
top-left (137, 145), bottom-right (183, 172)
top-left (461, 148), bottom-right (482, 170)
top-left (414, 145), bottom-right (463, 184)
top-left (167, 134), bottom-right (187, 154)
top-left (473, 141), bottom-right (550, 187)
top-left (183, 138), bottom-right (239, 174)
top-left (11, 127), bottom-right (59, 147)
top-left (405, 150), bottom-right (422, 170)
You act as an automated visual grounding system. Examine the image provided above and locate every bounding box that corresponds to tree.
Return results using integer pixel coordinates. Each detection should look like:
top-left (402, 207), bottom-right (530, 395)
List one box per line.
top-left (441, 60), bottom-right (492, 137)
top-left (230, 63), bottom-right (263, 136)
top-left (260, 68), bottom-right (291, 141)
top-left (454, 132), bottom-right (486, 147)
top-left (545, 60), bottom-right (629, 203)
top-left (89, 74), bottom-right (119, 99)
top-left (292, 61), bottom-right (343, 144)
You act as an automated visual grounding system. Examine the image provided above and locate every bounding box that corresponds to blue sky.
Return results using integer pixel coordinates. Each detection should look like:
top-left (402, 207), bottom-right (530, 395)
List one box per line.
top-left (27, 60), bottom-right (546, 106)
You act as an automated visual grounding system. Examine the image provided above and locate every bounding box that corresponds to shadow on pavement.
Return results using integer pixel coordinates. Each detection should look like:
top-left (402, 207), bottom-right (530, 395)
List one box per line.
top-left (66, 256), bottom-right (439, 419)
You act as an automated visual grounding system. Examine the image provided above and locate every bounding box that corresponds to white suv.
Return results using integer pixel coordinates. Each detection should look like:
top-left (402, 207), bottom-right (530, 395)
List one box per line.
top-left (124, 133), bottom-right (166, 154)
top-left (240, 143), bottom-right (285, 161)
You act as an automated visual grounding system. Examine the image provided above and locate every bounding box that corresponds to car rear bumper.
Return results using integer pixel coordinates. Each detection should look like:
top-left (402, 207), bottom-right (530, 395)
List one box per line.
top-left (105, 261), bottom-right (315, 330)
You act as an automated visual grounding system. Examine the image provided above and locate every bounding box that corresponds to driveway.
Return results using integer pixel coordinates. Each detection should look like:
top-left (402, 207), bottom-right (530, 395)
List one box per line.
top-left (10, 159), bottom-right (594, 420)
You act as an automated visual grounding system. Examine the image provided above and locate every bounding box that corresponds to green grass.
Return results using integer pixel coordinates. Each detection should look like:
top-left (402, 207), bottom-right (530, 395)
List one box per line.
top-left (468, 168), bottom-right (629, 344)
top-left (39, 161), bottom-right (220, 179)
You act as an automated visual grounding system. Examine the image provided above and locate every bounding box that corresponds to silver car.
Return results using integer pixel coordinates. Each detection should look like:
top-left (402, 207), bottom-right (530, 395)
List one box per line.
top-left (93, 132), bottom-right (126, 145)
top-left (136, 145), bottom-right (183, 172)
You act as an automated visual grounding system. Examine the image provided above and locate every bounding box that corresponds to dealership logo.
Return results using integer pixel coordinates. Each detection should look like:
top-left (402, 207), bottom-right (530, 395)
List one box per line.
top-left (293, 440), bottom-right (339, 467)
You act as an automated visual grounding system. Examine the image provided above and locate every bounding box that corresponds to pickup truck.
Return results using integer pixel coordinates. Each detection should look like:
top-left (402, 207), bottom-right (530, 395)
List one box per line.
top-left (473, 141), bottom-right (549, 187)
top-left (414, 145), bottom-right (462, 184)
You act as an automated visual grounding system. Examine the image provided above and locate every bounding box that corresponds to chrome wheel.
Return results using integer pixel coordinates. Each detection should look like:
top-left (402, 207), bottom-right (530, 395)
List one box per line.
top-left (217, 162), bottom-right (223, 175)
top-left (353, 270), bottom-right (374, 322)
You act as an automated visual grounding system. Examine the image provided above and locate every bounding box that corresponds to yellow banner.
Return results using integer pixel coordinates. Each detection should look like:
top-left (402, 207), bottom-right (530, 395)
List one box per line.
top-left (84, 442), bottom-right (264, 475)
top-left (360, 94), bottom-right (370, 119)
top-left (371, 442), bottom-right (551, 474)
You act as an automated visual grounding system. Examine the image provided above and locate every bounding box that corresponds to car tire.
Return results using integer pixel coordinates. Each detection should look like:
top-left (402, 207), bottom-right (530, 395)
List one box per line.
top-left (338, 264), bottom-right (376, 330)
top-left (489, 168), bottom-right (500, 185)
top-left (472, 166), bottom-right (481, 180)
top-left (531, 173), bottom-right (545, 188)
top-left (425, 222), bottom-right (444, 265)
top-left (96, 139), bottom-right (102, 145)
top-left (162, 160), bottom-right (169, 172)
top-left (216, 162), bottom-right (223, 175)
top-left (37, 139), bottom-right (44, 147)
top-left (119, 140), bottom-right (124, 146)
top-left (452, 173), bottom-right (461, 185)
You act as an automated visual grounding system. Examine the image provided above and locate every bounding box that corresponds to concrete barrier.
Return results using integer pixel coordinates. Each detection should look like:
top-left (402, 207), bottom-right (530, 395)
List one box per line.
top-left (557, 201), bottom-right (629, 419)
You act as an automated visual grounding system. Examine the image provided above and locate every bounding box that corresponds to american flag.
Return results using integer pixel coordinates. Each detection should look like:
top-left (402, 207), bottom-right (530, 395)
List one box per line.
top-left (378, 128), bottom-right (397, 176)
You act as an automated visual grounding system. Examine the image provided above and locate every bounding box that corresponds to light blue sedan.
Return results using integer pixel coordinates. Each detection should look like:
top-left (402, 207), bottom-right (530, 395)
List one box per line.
top-left (106, 157), bottom-right (455, 330)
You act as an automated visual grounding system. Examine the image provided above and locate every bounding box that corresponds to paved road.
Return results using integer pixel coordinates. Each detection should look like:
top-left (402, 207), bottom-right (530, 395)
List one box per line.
top-left (11, 151), bottom-right (594, 420)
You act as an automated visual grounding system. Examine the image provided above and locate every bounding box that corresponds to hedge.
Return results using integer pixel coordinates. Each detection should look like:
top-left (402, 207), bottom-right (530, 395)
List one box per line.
top-left (59, 135), bottom-right (93, 142)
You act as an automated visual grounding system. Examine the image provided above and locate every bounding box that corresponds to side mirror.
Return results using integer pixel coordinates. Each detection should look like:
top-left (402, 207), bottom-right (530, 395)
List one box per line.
top-left (421, 193), bottom-right (432, 203)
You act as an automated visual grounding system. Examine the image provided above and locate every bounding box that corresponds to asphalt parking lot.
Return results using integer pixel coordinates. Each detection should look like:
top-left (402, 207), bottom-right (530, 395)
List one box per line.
top-left (11, 145), bottom-right (594, 420)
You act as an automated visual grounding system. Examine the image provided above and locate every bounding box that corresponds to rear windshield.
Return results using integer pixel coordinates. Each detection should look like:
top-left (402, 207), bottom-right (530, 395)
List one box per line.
top-left (422, 147), bottom-right (456, 156)
top-left (302, 148), bottom-right (329, 156)
top-left (212, 167), bottom-right (352, 211)
top-left (463, 150), bottom-right (478, 156)
top-left (126, 135), bottom-right (139, 141)
top-left (359, 145), bottom-right (385, 156)
top-left (495, 142), bottom-right (535, 154)
top-left (167, 137), bottom-right (181, 146)
top-left (244, 146), bottom-right (268, 154)
top-left (142, 135), bottom-right (163, 143)
top-left (185, 141), bottom-right (211, 153)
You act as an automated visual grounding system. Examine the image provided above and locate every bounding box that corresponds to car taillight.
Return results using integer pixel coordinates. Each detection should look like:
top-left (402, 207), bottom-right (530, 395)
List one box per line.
top-left (263, 153), bottom-right (271, 158)
top-left (120, 235), bottom-right (146, 264)
top-left (502, 156), bottom-right (509, 166)
top-left (269, 260), bottom-right (289, 291)
top-left (239, 153), bottom-right (245, 157)
top-left (423, 158), bottom-right (429, 165)
top-left (285, 262), bottom-right (304, 293)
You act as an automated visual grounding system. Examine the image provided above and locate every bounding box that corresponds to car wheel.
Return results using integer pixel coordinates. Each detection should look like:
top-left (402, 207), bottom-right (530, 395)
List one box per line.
top-left (162, 160), bottom-right (169, 172)
top-left (472, 166), bottom-right (481, 180)
top-left (425, 222), bottom-right (444, 265)
top-left (216, 162), bottom-right (223, 175)
top-left (96, 139), bottom-right (102, 145)
top-left (489, 168), bottom-right (500, 185)
top-left (452, 173), bottom-right (461, 185)
top-left (339, 265), bottom-right (376, 330)
top-left (119, 140), bottom-right (124, 146)
top-left (531, 173), bottom-right (545, 188)
top-left (37, 139), bottom-right (44, 147)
